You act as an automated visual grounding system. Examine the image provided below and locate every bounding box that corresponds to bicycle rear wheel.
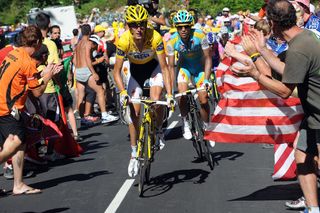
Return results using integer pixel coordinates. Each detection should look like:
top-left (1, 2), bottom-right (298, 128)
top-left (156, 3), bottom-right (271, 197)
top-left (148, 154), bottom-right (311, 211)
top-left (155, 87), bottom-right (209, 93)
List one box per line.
top-left (138, 122), bottom-right (150, 197)
top-left (188, 112), bottom-right (203, 159)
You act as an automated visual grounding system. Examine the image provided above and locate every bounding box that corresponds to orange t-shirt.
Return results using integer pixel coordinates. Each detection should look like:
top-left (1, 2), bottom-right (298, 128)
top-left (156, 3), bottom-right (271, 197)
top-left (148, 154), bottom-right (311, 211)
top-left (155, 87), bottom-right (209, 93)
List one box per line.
top-left (0, 47), bottom-right (40, 116)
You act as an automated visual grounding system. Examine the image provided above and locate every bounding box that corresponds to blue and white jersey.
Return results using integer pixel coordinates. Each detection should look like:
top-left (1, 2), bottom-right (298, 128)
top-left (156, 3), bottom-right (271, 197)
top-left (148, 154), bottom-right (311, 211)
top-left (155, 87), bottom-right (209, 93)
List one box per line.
top-left (266, 39), bottom-right (288, 55)
top-left (166, 29), bottom-right (209, 74)
top-left (304, 15), bottom-right (320, 38)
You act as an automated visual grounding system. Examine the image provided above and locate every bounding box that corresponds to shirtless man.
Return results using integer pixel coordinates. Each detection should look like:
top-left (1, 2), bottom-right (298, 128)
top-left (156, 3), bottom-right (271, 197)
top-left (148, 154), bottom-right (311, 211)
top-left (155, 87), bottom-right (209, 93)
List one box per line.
top-left (74, 24), bottom-right (118, 124)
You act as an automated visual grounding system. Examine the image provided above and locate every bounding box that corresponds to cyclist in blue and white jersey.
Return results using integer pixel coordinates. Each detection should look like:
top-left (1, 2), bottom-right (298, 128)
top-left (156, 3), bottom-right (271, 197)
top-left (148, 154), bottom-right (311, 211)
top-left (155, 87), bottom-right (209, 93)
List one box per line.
top-left (166, 10), bottom-right (212, 140)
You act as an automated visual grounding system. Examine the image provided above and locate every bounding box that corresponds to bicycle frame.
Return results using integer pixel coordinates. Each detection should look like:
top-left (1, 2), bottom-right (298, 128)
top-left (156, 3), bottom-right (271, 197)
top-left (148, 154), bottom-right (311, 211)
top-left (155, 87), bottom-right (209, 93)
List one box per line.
top-left (130, 98), bottom-right (168, 196)
top-left (175, 87), bottom-right (215, 169)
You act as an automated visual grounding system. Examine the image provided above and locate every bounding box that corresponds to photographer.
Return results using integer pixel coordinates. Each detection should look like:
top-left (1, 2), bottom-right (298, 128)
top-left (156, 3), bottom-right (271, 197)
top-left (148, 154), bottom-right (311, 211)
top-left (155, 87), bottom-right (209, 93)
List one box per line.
top-left (127, 0), bottom-right (165, 33)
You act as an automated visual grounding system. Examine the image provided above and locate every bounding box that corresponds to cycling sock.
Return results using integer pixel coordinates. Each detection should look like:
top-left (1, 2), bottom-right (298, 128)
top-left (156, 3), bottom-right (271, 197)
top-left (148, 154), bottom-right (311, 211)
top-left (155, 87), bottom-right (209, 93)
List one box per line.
top-left (101, 111), bottom-right (108, 118)
top-left (308, 207), bottom-right (320, 213)
top-left (131, 145), bottom-right (137, 158)
top-left (182, 116), bottom-right (189, 127)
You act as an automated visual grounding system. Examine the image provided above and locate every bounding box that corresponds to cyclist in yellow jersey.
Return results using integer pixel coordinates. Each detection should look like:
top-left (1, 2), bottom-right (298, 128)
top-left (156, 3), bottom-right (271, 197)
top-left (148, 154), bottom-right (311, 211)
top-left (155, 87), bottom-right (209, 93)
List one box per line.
top-left (113, 5), bottom-right (173, 178)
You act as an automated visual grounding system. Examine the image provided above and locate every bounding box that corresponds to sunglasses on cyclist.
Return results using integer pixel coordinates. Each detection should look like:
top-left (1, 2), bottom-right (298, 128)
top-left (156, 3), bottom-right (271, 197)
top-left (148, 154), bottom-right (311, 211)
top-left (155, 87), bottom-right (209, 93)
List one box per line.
top-left (176, 25), bottom-right (192, 30)
top-left (128, 21), bottom-right (147, 29)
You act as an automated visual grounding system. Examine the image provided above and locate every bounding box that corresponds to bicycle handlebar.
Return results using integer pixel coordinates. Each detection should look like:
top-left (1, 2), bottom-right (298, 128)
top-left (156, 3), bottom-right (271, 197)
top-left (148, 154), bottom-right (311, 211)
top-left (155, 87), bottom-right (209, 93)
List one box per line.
top-left (130, 98), bottom-right (168, 106)
top-left (174, 87), bottom-right (207, 98)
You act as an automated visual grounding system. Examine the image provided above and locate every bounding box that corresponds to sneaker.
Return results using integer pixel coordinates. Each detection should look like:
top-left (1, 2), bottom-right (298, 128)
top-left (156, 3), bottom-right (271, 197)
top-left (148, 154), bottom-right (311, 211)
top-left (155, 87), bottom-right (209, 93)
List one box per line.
top-left (101, 114), bottom-right (119, 124)
top-left (3, 165), bottom-right (13, 179)
top-left (128, 157), bottom-right (139, 178)
top-left (285, 196), bottom-right (306, 210)
top-left (43, 151), bottom-right (65, 162)
top-left (183, 123), bottom-right (192, 140)
top-left (3, 164), bottom-right (34, 180)
top-left (156, 129), bottom-right (165, 150)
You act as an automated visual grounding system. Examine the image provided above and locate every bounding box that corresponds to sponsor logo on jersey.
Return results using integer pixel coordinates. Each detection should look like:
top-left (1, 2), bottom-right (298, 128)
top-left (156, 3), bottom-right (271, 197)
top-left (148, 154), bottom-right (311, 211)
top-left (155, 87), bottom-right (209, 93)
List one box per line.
top-left (156, 43), bottom-right (164, 52)
top-left (116, 48), bottom-right (125, 57)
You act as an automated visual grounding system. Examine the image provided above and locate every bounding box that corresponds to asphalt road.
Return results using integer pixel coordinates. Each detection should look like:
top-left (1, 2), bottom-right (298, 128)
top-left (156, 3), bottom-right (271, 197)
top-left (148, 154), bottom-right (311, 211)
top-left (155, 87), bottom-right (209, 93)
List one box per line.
top-left (0, 112), bottom-right (303, 213)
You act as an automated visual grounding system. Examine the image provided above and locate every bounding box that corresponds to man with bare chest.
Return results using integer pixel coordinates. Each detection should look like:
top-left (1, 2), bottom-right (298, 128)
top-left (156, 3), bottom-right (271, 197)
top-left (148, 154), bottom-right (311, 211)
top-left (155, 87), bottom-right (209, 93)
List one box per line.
top-left (74, 24), bottom-right (118, 124)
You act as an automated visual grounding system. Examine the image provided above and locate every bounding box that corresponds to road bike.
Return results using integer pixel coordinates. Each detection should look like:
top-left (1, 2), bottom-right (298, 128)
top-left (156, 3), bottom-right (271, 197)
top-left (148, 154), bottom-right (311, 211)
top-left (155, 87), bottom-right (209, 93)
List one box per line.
top-left (175, 87), bottom-right (214, 170)
top-left (130, 98), bottom-right (170, 196)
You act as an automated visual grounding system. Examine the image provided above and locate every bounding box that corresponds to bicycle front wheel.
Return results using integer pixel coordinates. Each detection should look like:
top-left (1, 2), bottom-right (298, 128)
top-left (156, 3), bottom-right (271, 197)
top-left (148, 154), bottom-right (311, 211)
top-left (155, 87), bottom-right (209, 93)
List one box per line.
top-left (188, 112), bottom-right (203, 159)
top-left (138, 122), bottom-right (151, 197)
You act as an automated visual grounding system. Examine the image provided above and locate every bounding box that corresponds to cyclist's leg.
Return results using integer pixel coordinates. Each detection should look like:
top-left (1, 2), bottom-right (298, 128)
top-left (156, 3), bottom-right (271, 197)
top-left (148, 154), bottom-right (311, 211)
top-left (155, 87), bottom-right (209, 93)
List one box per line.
top-left (177, 68), bottom-right (191, 117)
top-left (127, 77), bottom-right (143, 177)
top-left (177, 68), bottom-right (192, 140)
top-left (149, 64), bottom-right (164, 128)
top-left (195, 72), bottom-right (210, 124)
top-left (149, 65), bottom-right (166, 148)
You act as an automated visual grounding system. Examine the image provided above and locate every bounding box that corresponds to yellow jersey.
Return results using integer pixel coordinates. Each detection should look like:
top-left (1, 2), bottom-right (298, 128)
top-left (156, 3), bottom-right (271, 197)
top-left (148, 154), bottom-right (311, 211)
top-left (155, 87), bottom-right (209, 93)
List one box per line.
top-left (38, 38), bottom-right (60, 93)
top-left (116, 28), bottom-right (165, 65)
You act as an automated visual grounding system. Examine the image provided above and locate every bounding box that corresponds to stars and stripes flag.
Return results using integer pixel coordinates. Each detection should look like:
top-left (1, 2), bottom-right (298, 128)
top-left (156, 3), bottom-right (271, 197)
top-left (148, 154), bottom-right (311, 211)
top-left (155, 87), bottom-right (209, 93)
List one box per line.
top-left (204, 48), bottom-right (304, 180)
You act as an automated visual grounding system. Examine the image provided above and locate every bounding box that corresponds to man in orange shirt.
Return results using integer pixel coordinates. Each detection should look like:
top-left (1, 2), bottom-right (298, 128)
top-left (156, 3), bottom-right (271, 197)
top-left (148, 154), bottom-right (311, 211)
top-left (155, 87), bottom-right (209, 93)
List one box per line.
top-left (0, 25), bottom-right (62, 195)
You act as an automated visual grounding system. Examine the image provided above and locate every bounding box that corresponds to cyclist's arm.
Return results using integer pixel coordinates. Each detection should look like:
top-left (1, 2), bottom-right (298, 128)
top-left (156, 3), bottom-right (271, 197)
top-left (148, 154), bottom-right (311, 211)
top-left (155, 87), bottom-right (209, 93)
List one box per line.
top-left (166, 40), bottom-right (176, 92)
top-left (158, 52), bottom-right (172, 96)
top-left (167, 54), bottom-right (175, 89)
top-left (203, 48), bottom-right (212, 81)
top-left (113, 56), bottom-right (125, 92)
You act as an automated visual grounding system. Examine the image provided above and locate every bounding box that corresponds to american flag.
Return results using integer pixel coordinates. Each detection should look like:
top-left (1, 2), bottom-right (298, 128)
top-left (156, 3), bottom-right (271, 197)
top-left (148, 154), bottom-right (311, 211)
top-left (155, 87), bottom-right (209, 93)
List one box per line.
top-left (204, 50), bottom-right (304, 180)
top-left (204, 54), bottom-right (304, 144)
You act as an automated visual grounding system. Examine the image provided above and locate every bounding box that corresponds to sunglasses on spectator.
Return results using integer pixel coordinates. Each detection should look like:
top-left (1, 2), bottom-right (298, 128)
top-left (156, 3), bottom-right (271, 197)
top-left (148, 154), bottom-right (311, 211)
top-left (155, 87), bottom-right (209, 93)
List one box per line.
top-left (128, 21), bottom-right (147, 29)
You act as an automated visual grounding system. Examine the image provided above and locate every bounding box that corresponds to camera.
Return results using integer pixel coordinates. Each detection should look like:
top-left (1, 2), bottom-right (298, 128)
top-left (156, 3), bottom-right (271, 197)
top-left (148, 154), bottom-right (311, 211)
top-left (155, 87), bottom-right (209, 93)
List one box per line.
top-left (138, 0), bottom-right (151, 4)
top-left (127, 0), bottom-right (156, 16)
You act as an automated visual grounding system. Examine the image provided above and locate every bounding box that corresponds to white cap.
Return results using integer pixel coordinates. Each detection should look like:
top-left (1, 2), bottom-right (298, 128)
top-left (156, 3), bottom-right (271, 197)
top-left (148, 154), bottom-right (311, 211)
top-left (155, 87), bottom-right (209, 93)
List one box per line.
top-left (89, 34), bottom-right (100, 45)
top-left (222, 7), bottom-right (230, 12)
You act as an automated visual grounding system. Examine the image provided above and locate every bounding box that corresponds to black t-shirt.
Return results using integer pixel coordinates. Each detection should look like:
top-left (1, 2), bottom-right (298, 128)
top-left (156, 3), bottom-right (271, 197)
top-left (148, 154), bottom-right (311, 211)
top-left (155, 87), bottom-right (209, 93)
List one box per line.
top-left (106, 41), bottom-right (116, 58)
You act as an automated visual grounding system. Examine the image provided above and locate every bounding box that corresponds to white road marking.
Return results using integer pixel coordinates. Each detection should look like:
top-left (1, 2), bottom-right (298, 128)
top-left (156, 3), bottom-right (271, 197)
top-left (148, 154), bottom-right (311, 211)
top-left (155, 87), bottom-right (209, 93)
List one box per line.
top-left (165, 121), bottom-right (179, 136)
top-left (105, 121), bottom-right (179, 213)
top-left (104, 179), bottom-right (135, 213)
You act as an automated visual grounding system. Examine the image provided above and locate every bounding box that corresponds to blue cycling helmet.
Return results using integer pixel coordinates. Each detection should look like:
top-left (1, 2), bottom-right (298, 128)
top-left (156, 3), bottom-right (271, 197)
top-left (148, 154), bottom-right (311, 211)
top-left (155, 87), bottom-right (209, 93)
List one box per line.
top-left (173, 10), bottom-right (194, 27)
top-left (206, 32), bottom-right (217, 45)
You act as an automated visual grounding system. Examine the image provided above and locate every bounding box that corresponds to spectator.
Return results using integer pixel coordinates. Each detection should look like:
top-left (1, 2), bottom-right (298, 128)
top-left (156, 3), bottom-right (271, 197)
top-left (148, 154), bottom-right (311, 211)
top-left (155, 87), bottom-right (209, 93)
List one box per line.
top-left (233, 0), bottom-right (320, 212)
top-left (73, 24), bottom-right (118, 124)
top-left (0, 25), bottom-right (61, 195)
top-left (49, 25), bottom-right (63, 58)
top-left (71, 28), bottom-right (79, 50)
top-left (35, 12), bottom-right (65, 162)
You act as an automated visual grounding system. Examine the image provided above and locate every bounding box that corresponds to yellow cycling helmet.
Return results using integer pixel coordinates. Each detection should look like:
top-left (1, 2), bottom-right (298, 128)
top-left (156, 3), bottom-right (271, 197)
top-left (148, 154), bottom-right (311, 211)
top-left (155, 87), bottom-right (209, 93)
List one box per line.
top-left (125, 5), bottom-right (148, 23)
